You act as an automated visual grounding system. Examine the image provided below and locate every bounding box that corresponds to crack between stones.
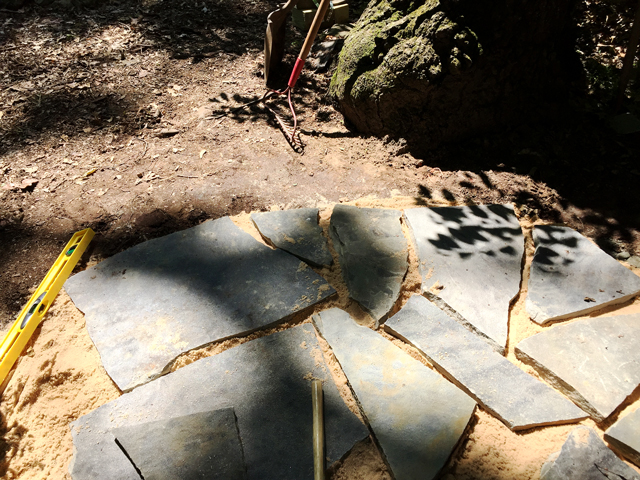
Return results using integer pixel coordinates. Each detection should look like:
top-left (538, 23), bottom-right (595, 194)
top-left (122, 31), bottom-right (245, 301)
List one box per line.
top-left (504, 218), bottom-right (534, 360)
top-left (229, 211), bottom-right (273, 248)
top-left (382, 215), bottom-right (422, 324)
top-left (114, 438), bottom-right (146, 480)
top-left (314, 205), bottom-right (376, 327)
top-left (164, 304), bottom-right (321, 376)
top-left (514, 347), bottom-right (601, 422)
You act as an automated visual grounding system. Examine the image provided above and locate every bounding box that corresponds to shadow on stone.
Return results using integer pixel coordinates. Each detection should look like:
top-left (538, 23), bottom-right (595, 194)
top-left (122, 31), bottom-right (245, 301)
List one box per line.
top-left (403, 204), bottom-right (524, 350)
top-left (64, 217), bottom-right (336, 391)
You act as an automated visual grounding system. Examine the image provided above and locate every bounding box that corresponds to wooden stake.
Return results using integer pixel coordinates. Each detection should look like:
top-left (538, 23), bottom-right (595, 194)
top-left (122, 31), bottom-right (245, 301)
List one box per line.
top-left (312, 379), bottom-right (325, 480)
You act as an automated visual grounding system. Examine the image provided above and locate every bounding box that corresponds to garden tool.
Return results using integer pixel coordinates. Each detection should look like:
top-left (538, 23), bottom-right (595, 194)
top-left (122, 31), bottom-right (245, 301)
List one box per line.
top-left (264, 0), bottom-right (300, 88)
top-left (263, 0), bottom-right (332, 149)
top-left (0, 228), bottom-right (94, 392)
top-left (213, 0), bottom-right (332, 151)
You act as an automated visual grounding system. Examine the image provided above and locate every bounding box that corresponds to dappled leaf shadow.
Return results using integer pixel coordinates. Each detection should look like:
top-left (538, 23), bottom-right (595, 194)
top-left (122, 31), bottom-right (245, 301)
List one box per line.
top-left (0, 0), bottom-right (292, 152)
top-left (416, 204), bottom-right (524, 260)
top-left (412, 105), bottom-right (640, 257)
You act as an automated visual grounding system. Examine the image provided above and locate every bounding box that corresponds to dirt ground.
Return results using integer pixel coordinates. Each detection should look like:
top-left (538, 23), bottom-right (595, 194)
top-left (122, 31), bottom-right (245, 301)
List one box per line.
top-left (1, 0), bottom-right (640, 330)
top-left (1, 0), bottom-right (640, 478)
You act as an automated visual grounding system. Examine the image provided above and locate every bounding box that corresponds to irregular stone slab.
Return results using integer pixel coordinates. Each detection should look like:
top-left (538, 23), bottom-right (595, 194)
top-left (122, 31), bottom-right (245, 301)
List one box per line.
top-left (329, 205), bottom-right (408, 324)
top-left (385, 295), bottom-right (586, 430)
top-left (516, 313), bottom-right (640, 421)
top-left (403, 204), bottom-right (524, 352)
top-left (526, 225), bottom-right (640, 324)
top-left (69, 325), bottom-right (368, 480)
top-left (313, 308), bottom-right (475, 480)
top-left (251, 208), bottom-right (333, 267)
top-left (540, 426), bottom-right (640, 480)
top-left (113, 408), bottom-right (246, 480)
top-left (64, 216), bottom-right (336, 391)
top-left (606, 408), bottom-right (640, 468)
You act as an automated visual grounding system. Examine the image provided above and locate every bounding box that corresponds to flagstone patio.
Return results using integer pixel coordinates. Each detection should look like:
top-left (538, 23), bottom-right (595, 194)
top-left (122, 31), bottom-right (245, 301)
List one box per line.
top-left (65, 204), bottom-right (640, 480)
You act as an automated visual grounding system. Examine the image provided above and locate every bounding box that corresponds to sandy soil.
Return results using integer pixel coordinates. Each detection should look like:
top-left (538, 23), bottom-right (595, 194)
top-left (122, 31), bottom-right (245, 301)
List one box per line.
top-left (2, 200), bottom-right (640, 480)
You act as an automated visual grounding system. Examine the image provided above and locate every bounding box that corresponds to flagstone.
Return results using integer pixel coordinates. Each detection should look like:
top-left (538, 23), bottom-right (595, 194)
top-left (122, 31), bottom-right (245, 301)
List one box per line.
top-left (69, 325), bottom-right (368, 480)
top-left (113, 408), bottom-right (246, 480)
top-left (385, 295), bottom-right (586, 430)
top-left (403, 204), bottom-right (524, 352)
top-left (540, 426), bottom-right (639, 480)
top-left (526, 225), bottom-right (640, 324)
top-left (329, 205), bottom-right (408, 324)
top-left (605, 407), bottom-right (640, 468)
top-left (251, 208), bottom-right (332, 267)
top-left (516, 313), bottom-right (640, 421)
top-left (313, 308), bottom-right (476, 480)
top-left (64, 216), bottom-right (336, 391)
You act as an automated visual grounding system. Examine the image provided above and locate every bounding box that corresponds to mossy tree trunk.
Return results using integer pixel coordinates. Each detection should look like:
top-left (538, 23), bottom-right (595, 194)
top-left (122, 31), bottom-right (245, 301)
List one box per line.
top-left (329, 0), bottom-right (578, 152)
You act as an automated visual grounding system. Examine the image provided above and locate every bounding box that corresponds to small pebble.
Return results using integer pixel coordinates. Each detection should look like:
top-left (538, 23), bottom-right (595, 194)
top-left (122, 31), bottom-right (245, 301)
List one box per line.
top-left (628, 256), bottom-right (640, 269)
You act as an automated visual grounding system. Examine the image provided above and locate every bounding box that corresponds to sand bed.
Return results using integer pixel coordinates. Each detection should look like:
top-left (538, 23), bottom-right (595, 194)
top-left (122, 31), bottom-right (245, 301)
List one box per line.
top-left (2, 197), bottom-right (640, 479)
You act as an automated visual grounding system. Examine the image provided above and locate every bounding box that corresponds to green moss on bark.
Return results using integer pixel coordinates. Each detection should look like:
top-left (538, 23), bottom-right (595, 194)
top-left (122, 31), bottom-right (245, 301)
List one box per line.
top-left (329, 0), bottom-right (576, 153)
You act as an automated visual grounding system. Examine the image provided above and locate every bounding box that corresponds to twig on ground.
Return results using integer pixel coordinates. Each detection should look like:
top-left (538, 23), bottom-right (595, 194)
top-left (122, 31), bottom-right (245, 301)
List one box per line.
top-left (49, 179), bottom-right (68, 193)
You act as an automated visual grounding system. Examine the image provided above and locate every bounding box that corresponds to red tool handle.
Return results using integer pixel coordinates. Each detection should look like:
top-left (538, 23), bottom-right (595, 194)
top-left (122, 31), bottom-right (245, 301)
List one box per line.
top-left (288, 0), bottom-right (332, 89)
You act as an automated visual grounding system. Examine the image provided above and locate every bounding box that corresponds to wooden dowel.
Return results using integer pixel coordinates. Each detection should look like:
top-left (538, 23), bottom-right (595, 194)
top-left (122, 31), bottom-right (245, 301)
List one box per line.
top-left (298, 0), bottom-right (332, 63)
top-left (312, 379), bottom-right (325, 480)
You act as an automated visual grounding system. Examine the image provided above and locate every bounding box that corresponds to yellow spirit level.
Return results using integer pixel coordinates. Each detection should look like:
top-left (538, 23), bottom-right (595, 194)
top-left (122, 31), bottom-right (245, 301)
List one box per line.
top-left (0, 228), bottom-right (94, 387)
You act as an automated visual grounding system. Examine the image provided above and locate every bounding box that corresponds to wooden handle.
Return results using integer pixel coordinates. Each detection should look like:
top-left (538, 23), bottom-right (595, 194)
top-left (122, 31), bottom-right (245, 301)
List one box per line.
top-left (288, 0), bottom-right (332, 88)
top-left (312, 380), bottom-right (324, 480)
top-left (299, 0), bottom-right (332, 62)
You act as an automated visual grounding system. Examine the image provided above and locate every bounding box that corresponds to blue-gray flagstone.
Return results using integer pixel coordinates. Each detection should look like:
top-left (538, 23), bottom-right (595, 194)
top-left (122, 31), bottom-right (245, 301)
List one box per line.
top-left (605, 407), bottom-right (640, 468)
top-left (64, 216), bottom-right (336, 391)
top-left (526, 225), bottom-right (640, 324)
top-left (69, 324), bottom-right (368, 480)
top-left (329, 205), bottom-right (408, 324)
top-left (540, 426), bottom-right (640, 480)
top-left (385, 295), bottom-right (587, 430)
top-left (313, 308), bottom-right (476, 480)
top-left (251, 208), bottom-right (333, 268)
top-left (403, 204), bottom-right (524, 352)
top-left (113, 408), bottom-right (246, 480)
top-left (517, 313), bottom-right (640, 421)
